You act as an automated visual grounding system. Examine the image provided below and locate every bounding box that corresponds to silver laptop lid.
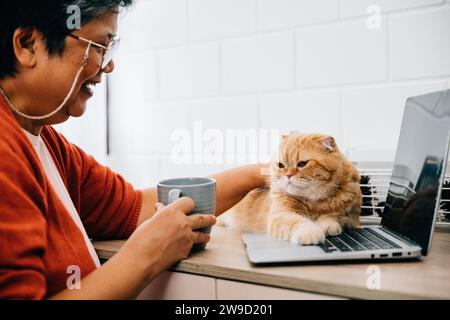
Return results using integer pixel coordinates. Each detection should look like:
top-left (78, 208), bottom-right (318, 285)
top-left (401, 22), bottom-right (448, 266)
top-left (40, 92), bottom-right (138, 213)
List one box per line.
top-left (381, 89), bottom-right (450, 255)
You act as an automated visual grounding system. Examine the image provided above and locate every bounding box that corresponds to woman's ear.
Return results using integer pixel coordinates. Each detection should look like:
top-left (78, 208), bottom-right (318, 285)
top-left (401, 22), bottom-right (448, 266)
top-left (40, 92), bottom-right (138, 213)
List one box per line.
top-left (12, 28), bottom-right (42, 69)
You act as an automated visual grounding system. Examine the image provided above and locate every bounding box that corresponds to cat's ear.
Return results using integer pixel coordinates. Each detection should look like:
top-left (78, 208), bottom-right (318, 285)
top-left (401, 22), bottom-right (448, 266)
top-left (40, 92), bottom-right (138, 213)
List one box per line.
top-left (321, 136), bottom-right (336, 152)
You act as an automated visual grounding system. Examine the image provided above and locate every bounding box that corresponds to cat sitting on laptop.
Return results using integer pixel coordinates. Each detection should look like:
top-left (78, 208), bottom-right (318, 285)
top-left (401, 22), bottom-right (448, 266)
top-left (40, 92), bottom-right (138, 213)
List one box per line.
top-left (218, 133), bottom-right (362, 245)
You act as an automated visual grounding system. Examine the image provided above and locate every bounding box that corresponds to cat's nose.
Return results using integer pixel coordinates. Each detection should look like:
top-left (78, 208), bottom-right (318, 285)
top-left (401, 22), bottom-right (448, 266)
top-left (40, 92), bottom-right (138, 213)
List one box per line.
top-left (286, 174), bottom-right (293, 179)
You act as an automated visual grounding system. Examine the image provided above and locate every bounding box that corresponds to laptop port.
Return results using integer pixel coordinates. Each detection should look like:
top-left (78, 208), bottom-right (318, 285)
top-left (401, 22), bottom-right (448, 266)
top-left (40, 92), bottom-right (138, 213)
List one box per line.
top-left (380, 254), bottom-right (388, 258)
top-left (393, 252), bottom-right (402, 257)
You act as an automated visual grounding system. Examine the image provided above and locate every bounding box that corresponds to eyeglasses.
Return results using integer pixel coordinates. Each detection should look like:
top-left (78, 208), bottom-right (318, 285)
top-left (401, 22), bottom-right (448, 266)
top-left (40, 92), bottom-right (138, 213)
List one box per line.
top-left (68, 34), bottom-right (120, 69)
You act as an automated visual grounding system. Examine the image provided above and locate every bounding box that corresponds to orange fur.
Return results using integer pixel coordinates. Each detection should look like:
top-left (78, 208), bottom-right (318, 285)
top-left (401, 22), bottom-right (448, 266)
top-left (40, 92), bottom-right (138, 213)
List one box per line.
top-left (219, 133), bottom-right (362, 245)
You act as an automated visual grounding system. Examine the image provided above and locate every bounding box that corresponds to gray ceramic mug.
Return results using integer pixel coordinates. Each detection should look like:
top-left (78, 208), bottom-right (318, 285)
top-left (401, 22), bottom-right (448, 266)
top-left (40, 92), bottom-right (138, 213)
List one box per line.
top-left (157, 177), bottom-right (216, 250)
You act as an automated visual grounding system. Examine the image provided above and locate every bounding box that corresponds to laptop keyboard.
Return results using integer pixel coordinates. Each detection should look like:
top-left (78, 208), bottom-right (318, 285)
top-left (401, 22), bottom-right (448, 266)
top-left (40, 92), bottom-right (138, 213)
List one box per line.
top-left (318, 227), bottom-right (403, 253)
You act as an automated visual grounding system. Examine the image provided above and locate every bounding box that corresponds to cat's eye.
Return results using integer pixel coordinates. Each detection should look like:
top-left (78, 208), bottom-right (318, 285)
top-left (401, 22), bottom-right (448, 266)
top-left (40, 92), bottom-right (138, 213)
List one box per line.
top-left (277, 162), bottom-right (285, 169)
top-left (297, 160), bottom-right (309, 168)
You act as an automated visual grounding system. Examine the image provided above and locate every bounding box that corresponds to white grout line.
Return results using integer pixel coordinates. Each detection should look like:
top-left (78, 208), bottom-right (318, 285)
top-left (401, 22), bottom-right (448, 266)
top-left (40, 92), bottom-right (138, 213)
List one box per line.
top-left (256, 94), bottom-right (262, 132)
top-left (129, 15), bottom-right (361, 53)
top-left (255, 0), bottom-right (260, 32)
top-left (147, 77), bottom-right (449, 104)
top-left (385, 0), bottom-right (449, 18)
top-left (121, 1), bottom-right (449, 56)
top-left (292, 31), bottom-right (297, 88)
top-left (128, 2), bottom-right (447, 54)
top-left (386, 14), bottom-right (391, 83)
top-left (185, 0), bottom-right (191, 44)
top-left (338, 0), bottom-right (343, 19)
top-left (218, 42), bottom-right (223, 95)
top-left (155, 53), bottom-right (160, 101)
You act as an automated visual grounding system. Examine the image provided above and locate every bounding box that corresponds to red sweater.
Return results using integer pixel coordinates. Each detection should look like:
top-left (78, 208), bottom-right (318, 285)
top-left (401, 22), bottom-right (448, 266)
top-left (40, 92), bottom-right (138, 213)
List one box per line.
top-left (0, 95), bottom-right (142, 299)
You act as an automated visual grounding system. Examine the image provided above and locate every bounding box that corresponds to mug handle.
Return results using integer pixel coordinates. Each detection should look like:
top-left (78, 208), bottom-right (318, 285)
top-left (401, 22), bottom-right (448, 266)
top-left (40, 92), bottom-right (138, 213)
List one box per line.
top-left (168, 189), bottom-right (182, 204)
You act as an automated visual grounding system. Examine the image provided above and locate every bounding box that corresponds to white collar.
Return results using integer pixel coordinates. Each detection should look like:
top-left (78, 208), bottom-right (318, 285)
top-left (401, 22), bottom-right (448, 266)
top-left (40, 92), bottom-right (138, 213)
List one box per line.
top-left (22, 129), bottom-right (42, 149)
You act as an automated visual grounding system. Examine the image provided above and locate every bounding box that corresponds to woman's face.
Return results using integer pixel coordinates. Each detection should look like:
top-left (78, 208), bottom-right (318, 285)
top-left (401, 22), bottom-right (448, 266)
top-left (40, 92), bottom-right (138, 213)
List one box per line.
top-left (30, 11), bottom-right (118, 124)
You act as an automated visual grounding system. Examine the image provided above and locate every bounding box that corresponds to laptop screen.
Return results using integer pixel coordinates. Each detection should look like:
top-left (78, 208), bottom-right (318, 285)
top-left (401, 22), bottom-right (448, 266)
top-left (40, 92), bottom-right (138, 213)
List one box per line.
top-left (381, 90), bottom-right (450, 255)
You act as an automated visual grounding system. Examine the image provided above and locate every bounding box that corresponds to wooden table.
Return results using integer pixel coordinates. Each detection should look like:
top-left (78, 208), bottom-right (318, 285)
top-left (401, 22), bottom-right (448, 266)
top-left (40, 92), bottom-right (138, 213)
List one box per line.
top-left (94, 226), bottom-right (450, 300)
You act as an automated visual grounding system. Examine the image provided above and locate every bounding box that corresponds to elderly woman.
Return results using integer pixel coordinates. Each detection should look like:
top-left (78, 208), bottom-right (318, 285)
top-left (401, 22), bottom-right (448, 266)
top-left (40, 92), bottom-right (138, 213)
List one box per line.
top-left (0, 0), bottom-right (266, 299)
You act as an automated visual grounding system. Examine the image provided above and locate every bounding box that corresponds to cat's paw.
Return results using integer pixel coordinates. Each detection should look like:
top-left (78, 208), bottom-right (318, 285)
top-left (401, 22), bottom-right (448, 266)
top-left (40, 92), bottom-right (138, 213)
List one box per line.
top-left (290, 223), bottom-right (325, 245)
top-left (317, 218), bottom-right (342, 236)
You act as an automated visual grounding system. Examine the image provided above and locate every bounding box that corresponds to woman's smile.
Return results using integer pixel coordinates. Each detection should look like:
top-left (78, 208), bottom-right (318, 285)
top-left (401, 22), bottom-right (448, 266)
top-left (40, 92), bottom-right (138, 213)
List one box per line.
top-left (80, 81), bottom-right (99, 98)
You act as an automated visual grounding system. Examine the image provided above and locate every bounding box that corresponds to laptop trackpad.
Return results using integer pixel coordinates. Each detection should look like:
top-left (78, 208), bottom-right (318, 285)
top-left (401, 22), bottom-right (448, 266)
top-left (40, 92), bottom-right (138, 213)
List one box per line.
top-left (242, 232), bottom-right (325, 263)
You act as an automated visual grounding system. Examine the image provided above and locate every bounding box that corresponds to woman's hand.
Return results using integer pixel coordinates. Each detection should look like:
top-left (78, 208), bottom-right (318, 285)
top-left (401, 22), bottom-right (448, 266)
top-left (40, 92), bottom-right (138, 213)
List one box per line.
top-left (121, 197), bottom-right (216, 285)
top-left (137, 163), bottom-right (270, 227)
top-left (212, 163), bottom-right (270, 215)
top-left (49, 197), bottom-right (215, 300)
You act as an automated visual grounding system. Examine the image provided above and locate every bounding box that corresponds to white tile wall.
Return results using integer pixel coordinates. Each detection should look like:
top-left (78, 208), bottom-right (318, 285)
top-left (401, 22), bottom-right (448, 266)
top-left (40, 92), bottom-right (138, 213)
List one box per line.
top-left (118, 0), bottom-right (188, 52)
top-left (258, 0), bottom-right (339, 31)
top-left (296, 19), bottom-right (387, 88)
top-left (106, 155), bottom-right (161, 189)
top-left (188, 0), bottom-right (256, 41)
top-left (390, 8), bottom-right (450, 80)
top-left (159, 159), bottom-right (225, 181)
top-left (260, 91), bottom-right (342, 143)
top-left (222, 32), bottom-right (295, 93)
top-left (189, 97), bottom-right (260, 164)
top-left (341, 0), bottom-right (445, 18)
top-left (110, 101), bottom-right (190, 155)
top-left (189, 97), bottom-right (259, 129)
top-left (342, 82), bottom-right (447, 155)
top-left (109, 52), bottom-right (158, 105)
top-left (59, 1), bottom-right (450, 187)
top-left (159, 43), bottom-right (220, 99)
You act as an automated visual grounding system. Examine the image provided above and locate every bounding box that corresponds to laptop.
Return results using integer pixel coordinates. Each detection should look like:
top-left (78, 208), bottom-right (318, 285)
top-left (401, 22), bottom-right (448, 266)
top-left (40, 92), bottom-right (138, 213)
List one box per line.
top-left (243, 89), bottom-right (450, 264)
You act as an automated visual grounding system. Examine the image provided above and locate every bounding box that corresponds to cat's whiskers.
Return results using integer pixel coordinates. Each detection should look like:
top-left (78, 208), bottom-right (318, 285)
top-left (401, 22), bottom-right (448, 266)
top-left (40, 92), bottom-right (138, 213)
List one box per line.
top-left (289, 176), bottom-right (310, 186)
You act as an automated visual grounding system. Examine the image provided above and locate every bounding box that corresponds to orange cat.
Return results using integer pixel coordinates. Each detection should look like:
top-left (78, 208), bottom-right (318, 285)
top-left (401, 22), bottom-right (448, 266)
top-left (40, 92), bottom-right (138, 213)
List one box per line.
top-left (219, 133), bottom-right (362, 245)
